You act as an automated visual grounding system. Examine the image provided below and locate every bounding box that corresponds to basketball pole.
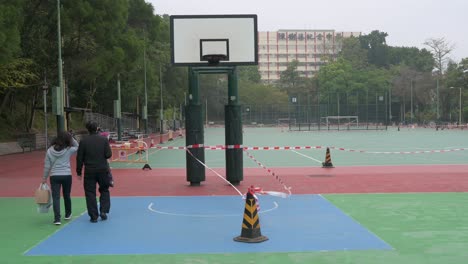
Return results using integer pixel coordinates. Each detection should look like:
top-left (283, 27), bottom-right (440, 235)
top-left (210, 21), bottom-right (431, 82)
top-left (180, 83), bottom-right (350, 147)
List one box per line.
top-left (225, 67), bottom-right (243, 185)
top-left (185, 68), bottom-right (206, 186)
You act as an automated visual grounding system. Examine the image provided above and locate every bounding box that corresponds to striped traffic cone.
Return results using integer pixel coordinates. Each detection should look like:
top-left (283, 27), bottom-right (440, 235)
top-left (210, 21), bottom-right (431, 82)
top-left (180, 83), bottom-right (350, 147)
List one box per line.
top-left (233, 188), bottom-right (268, 243)
top-left (322, 147), bottom-right (334, 168)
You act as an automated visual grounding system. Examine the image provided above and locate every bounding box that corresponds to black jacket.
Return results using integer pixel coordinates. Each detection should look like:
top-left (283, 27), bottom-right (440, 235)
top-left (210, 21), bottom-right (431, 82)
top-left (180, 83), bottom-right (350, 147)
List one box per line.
top-left (76, 132), bottom-right (112, 175)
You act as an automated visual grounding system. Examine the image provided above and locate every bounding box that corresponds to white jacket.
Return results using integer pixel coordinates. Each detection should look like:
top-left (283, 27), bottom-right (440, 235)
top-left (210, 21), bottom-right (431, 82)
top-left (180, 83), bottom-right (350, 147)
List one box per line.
top-left (43, 138), bottom-right (79, 180)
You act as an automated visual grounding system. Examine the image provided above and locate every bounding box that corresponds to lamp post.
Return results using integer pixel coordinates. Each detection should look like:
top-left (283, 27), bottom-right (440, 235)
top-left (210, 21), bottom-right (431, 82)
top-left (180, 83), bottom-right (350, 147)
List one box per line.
top-left (143, 40), bottom-right (148, 134)
top-left (159, 65), bottom-right (164, 144)
top-left (42, 78), bottom-right (49, 148)
top-left (411, 80), bottom-right (414, 123)
top-left (56, 0), bottom-right (65, 134)
top-left (449, 87), bottom-right (462, 126)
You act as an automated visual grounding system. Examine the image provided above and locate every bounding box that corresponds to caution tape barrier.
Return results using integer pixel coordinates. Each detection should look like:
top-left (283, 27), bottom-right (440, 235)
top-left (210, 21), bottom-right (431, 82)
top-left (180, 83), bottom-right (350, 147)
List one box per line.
top-left (110, 141), bottom-right (149, 163)
top-left (149, 144), bottom-right (466, 154)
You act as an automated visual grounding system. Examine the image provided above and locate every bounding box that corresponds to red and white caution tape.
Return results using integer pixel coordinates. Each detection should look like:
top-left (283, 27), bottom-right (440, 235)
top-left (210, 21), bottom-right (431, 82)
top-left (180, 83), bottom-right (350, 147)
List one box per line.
top-left (185, 148), bottom-right (243, 197)
top-left (244, 149), bottom-right (292, 197)
top-left (365, 148), bottom-right (467, 154)
top-left (150, 144), bottom-right (466, 154)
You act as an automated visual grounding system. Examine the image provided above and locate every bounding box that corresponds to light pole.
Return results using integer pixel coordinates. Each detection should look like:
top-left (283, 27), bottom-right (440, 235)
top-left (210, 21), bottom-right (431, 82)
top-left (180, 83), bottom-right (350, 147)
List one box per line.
top-left (159, 65), bottom-right (164, 143)
top-left (410, 80), bottom-right (414, 123)
top-left (143, 40), bottom-right (148, 134)
top-left (449, 87), bottom-right (462, 126)
top-left (56, 0), bottom-right (65, 134)
top-left (42, 78), bottom-right (49, 148)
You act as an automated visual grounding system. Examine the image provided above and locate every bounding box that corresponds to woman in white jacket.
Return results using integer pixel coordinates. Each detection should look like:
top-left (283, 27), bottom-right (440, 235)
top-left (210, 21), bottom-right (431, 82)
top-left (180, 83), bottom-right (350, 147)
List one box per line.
top-left (42, 131), bottom-right (78, 225)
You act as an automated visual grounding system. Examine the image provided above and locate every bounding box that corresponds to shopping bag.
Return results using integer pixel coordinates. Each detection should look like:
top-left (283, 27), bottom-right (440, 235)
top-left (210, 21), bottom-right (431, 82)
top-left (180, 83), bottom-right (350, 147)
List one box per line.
top-left (35, 183), bottom-right (52, 213)
top-left (107, 170), bottom-right (114, 187)
top-left (34, 183), bottom-right (51, 204)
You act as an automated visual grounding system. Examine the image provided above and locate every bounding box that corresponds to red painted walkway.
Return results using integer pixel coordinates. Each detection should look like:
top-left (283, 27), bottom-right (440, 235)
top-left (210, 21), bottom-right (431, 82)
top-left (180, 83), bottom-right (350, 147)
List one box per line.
top-left (1, 151), bottom-right (468, 197)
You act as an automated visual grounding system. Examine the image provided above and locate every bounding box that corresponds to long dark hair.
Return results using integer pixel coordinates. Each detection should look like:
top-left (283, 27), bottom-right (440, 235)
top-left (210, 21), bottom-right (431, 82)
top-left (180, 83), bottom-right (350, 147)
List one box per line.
top-left (50, 131), bottom-right (72, 151)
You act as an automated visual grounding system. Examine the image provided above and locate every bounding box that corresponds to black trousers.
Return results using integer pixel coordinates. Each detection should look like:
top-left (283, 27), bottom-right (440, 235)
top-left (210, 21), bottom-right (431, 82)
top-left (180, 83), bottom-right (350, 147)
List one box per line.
top-left (50, 175), bottom-right (72, 221)
top-left (83, 171), bottom-right (111, 220)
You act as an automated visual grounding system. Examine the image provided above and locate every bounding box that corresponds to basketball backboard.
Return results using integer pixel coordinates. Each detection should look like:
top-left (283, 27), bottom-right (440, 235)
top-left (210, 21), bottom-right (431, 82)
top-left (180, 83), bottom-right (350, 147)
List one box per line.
top-left (170, 15), bottom-right (258, 66)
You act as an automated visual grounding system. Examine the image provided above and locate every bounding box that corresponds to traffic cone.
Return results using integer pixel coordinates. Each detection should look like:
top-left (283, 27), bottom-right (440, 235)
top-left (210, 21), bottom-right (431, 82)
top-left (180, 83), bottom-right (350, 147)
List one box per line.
top-left (322, 147), bottom-right (334, 168)
top-left (233, 188), bottom-right (268, 243)
top-left (142, 163), bottom-right (152, 170)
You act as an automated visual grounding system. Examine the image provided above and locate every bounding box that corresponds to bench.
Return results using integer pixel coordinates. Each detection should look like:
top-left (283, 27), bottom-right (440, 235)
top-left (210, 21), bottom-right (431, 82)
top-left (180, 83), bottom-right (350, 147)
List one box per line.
top-left (17, 137), bottom-right (35, 153)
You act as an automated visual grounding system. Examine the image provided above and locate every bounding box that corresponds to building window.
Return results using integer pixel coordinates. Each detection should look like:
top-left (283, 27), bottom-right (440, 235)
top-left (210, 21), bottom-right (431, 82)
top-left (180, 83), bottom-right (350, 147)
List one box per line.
top-left (288, 33), bottom-right (297, 40)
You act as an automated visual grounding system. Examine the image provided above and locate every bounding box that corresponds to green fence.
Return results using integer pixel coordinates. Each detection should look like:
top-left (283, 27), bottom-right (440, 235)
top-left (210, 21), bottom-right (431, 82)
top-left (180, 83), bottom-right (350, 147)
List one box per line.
top-left (240, 91), bottom-right (389, 130)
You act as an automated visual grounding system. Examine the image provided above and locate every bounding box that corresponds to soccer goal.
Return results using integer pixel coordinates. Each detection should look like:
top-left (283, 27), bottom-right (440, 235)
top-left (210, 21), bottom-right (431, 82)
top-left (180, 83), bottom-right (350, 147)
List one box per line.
top-left (320, 116), bottom-right (359, 129)
top-left (277, 118), bottom-right (296, 128)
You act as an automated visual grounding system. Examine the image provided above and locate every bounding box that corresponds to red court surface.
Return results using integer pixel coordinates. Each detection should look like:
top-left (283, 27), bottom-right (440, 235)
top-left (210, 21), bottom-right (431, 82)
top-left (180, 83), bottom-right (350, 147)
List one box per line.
top-left (1, 150), bottom-right (468, 197)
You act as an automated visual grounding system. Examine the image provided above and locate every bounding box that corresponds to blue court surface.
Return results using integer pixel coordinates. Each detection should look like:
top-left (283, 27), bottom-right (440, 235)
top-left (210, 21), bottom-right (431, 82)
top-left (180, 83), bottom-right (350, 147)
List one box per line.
top-left (25, 195), bottom-right (392, 255)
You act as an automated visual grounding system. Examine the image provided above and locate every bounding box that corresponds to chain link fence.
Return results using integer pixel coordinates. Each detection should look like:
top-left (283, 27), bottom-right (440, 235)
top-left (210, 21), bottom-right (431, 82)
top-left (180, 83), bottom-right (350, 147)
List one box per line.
top-left (241, 91), bottom-right (389, 130)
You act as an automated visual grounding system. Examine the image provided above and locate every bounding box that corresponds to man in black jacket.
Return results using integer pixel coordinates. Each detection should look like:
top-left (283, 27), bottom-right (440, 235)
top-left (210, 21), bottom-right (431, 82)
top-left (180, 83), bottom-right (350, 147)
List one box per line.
top-left (76, 121), bottom-right (112, 223)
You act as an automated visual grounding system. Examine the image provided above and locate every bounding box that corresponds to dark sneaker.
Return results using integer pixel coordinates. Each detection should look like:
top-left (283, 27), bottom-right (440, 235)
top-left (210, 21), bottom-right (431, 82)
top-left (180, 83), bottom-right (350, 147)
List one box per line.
top-left (90, 218), bottom-right (98, 223)
top-left (64, 214), bottom-right (72, 220)
top-left (53, 221), bottom-right (61, 225)
top-left (100, 213), bottom-right (108, 221)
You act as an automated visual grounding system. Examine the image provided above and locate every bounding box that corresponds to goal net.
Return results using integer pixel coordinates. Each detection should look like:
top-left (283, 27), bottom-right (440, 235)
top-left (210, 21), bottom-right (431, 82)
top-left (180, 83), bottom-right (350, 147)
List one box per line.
top-left (320, 116), bottom-right (359, 128)
top-left (277, 118), bottom-right (296, 128)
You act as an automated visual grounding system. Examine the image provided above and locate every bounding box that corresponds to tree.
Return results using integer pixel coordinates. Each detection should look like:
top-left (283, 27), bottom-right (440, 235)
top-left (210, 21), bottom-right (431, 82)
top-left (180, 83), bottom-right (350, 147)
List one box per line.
top-left (391, 65), bottom-right (434, 122)
top-left (238, 66), bottom-right (261, 83)
top-left (423, 37), bottom-right (454, 74)
top-left (0, 0), bottom-right (23, 65)
top-left (339, 37), bottom-right (368, 70)
top-left (388, 46), bottom-right (434, 72)
top-left (359, 30), bottom-right (389, 67)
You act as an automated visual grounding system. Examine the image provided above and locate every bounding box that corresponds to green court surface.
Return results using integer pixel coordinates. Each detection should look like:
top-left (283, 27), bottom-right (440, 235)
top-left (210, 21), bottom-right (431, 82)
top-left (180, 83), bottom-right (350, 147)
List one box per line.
top-left (2, 192), bottom-right (468, 264)
top-left (111, 127), bottom-right (468, 169)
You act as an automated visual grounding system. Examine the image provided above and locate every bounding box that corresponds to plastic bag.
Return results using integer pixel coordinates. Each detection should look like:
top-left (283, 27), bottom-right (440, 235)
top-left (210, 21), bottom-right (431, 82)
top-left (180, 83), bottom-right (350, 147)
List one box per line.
top-left (37, 203), bottom-right (52, 213)
top-left (35, 183), bottom-right (52, 213)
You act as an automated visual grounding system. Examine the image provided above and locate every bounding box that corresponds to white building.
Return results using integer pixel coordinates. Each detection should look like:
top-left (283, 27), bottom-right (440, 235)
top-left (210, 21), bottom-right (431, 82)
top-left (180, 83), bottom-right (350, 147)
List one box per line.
top-left (258, 30), bottom-right (361, 82)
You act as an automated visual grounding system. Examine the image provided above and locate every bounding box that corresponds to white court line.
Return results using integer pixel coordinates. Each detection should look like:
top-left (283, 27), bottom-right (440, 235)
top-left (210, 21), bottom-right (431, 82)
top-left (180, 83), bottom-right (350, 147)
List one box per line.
top-left (290, 149), bottom-right (322, 164)
top-left (147, 201), bottom-right (278, 218)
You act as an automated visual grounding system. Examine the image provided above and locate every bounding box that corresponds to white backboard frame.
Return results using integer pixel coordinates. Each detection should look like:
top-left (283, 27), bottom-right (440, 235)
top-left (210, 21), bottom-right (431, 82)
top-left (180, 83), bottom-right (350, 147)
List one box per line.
top-left (170, 15), bottom-right (258, 66)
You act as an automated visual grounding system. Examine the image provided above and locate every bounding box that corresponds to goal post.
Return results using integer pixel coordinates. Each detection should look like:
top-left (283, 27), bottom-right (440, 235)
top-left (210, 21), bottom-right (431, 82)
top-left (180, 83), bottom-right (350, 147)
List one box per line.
top-left (321, 116), bottom-right (359, 128)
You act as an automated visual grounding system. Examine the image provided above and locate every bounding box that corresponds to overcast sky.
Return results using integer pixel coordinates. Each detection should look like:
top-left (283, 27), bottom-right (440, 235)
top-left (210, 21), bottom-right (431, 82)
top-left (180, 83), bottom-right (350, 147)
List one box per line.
top-left (148, 0), bottom-right (467, 62)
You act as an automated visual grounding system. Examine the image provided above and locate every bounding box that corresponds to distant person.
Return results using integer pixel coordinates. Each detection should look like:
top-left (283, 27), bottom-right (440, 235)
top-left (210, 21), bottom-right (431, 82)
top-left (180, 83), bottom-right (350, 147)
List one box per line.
top-left (98, 127), bottom-right (110, 141)
top-left (42, 131), bottom-right (79, 225)
top-left (76, 121), bottom-right (112, 223)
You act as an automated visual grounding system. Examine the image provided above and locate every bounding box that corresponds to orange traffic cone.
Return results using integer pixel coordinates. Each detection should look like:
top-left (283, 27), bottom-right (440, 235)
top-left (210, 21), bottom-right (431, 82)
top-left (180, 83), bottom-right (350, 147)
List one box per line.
top-left (233, 188), bottom-right (268, 243)
top-left (322, 147), bottom-right (334, 168)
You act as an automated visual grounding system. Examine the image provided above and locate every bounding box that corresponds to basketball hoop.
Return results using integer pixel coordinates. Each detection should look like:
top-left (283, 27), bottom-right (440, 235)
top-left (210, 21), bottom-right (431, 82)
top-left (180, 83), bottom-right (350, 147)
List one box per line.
top-left (201, 54), bottom-right (228, 65)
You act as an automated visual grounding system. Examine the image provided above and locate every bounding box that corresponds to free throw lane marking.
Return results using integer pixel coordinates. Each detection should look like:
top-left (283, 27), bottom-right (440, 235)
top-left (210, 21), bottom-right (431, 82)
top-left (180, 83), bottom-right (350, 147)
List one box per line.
top-left (147, 201), bottom-right (278, 217)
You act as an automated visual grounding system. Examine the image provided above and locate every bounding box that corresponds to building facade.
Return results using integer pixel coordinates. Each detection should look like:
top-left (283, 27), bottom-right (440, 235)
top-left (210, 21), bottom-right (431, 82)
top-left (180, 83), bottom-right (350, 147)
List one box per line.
top-left (258, 30), bottom-right (361, 82)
